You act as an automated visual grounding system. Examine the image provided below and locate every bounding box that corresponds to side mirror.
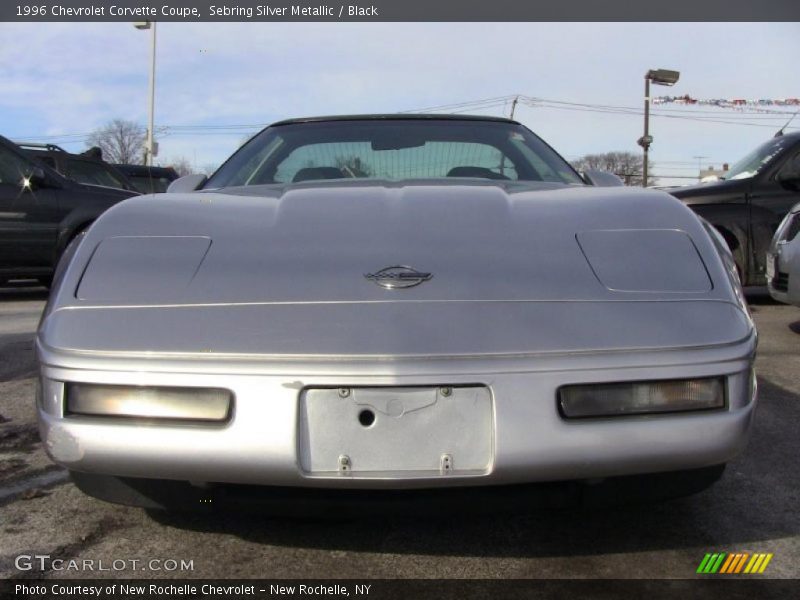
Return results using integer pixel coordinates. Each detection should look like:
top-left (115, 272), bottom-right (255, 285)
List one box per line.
top-left (167, 173), bottom-right (207, 193)
top-left (582, 169), bottom-right (625, 187)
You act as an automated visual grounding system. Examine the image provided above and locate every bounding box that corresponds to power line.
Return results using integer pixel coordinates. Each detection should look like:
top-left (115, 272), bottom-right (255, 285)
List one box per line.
top-left (407, 94), bottom-right (799, 129)
top-left (15, 94), bottom-right (798, 148)
top-left (398, 95), bottom-right (516, 113)
top-left (523, 96), bottom-right (796, 117)
top-left (525, 102), bottom-right (798, 129)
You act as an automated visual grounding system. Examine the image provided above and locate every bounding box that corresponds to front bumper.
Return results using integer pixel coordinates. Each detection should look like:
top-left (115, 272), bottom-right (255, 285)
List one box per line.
top-left (37, 337), bottom-right (757, 490)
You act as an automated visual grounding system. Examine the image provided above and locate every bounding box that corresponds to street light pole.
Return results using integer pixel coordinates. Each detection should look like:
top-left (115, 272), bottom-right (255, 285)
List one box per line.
top-left (642, 76), bottom-right (651, 186)
top-left (146, 22), bottom-right (156, 166)
top-left (637, 68), bottom-right (680, 187)
top-left (134, 21), bottom-right (157, 166)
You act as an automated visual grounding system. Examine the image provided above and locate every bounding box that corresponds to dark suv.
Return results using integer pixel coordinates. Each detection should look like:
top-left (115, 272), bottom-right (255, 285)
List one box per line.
top-left (18, 143), bottom-right (139, 193)
top-left (113, 163), bottom-right (179, 194)
top-left (670, 131), bottom-right (800, 286)
top-left (0, 135), bottom-right (138, 286)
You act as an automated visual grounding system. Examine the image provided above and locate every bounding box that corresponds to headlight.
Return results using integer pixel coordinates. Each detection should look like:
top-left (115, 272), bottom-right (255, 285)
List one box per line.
top-left (66, 383), bottom-right (232, 421)
top-left (558, 377), bottom-right (725, 418)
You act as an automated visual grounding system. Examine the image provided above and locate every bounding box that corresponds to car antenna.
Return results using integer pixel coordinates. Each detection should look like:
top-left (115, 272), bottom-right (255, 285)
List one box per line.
top-left (775, 110), bottom-right (799, 137)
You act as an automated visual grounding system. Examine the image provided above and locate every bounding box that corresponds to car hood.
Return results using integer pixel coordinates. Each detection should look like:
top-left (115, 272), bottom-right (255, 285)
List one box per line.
top-left (58, 180), bottom-right (730, 305)
top-left (40, 181), bottom-right (751, 358)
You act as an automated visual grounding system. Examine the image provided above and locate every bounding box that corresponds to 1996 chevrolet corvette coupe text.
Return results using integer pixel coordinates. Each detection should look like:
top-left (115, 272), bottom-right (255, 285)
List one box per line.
top-left (36, 115), bottom-right (757, 511)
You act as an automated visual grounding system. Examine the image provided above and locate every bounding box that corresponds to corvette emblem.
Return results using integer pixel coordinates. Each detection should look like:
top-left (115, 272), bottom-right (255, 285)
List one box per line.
top-left (365, 266), bottom-right (433, 289)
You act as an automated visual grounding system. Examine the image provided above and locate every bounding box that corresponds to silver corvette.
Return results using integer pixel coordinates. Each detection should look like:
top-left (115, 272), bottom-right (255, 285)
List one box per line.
top-left (36, 115), bottom-right (757, 511)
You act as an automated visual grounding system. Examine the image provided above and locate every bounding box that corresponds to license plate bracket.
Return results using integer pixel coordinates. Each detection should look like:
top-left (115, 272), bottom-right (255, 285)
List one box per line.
top-left (298, 386), bottom-right (493, 476)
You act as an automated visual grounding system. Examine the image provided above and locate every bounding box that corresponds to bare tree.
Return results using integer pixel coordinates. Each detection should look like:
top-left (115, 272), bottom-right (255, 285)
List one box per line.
top-left (571, 151), bottom-right (656, 186)
top-left (86, 119), bottom-right (146, 164)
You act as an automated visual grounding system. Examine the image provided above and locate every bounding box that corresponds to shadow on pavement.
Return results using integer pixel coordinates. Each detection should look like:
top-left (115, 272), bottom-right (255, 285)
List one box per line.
top-left (745, 288), bottom-right (781, 309)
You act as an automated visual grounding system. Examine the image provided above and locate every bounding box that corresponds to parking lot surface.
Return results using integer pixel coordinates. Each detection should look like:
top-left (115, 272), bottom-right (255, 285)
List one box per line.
top-left (1, 282), bottom-right (798, 580)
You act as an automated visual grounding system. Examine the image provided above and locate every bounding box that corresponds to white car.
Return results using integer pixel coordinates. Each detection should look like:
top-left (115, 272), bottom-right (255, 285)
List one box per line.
top-left (768, 201), bottom-right (800, 306)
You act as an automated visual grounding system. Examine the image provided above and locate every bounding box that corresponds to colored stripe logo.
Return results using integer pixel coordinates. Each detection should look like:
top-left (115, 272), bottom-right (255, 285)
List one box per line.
top-left (697, 552), bottom-right (773, 574)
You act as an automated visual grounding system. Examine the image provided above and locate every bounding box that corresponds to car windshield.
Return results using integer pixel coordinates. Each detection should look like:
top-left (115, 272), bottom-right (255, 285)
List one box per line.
top-left (725, 136), bottom-right (792, 180)
top-left (205, 119), bottom-right (585, 188)
top-left (62, 158), bottom-right (130, 189)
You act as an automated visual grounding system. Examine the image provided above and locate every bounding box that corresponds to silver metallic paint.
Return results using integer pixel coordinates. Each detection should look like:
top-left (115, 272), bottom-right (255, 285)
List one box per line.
top-left (37, 179), bottom-right (757, 489)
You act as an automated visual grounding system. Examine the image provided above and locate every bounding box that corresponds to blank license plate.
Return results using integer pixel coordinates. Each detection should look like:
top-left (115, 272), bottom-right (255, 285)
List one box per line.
top-left (298, 386), bottom-right (493, 476)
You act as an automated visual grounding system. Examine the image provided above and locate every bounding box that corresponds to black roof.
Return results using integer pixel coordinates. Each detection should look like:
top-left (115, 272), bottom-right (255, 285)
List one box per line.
top-left (22, 146), bottom-right (103, 161)
top-left (271, 114), bottom-right (519, 127)
top-left (113, 164), bottom-right (179, 176)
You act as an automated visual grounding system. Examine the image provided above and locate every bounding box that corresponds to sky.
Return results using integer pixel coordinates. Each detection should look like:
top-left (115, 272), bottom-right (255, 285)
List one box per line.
top-left (0, 22), bottom-right (798, 185)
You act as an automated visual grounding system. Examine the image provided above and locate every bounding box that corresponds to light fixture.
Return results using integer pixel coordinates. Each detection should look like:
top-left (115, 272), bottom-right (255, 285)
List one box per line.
top-left (559, 377), bottom-right (724, 418)
top-left (67, 383), bottom-right (232, 421)
top-left (638, 68), bottom-right (680, 186)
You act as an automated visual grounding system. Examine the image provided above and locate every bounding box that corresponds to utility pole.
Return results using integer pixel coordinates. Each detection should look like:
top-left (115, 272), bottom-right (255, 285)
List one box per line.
top-left (146, 22), bottom-right (157, 166)
top-left (134, 21), bottom-right (157, 166)
top-left (500, 96), bottom-right (520, 177)
top-left (693, 155), bottom-right (708, 181)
